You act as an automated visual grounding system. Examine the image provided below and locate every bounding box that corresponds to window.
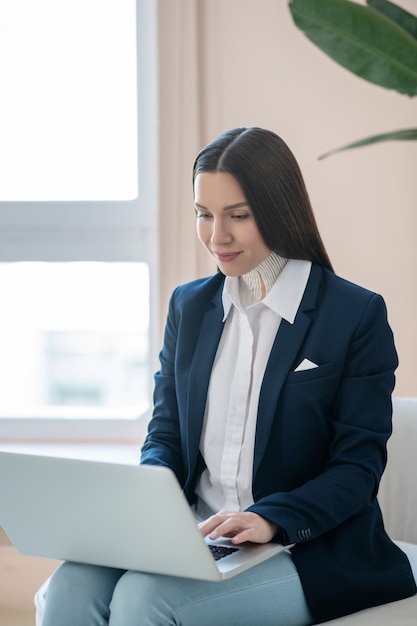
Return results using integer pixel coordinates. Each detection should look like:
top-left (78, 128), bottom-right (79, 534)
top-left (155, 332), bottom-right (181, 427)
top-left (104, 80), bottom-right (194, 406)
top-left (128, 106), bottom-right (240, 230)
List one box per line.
top-left (0, 0), bottom-right (158, 440)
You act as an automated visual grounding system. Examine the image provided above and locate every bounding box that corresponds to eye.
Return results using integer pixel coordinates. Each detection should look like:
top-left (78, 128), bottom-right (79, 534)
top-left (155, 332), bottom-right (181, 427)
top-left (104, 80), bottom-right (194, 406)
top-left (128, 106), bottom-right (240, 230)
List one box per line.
top-left (196, 211), bottom-right (212, 220)
top-left (231, 213), bottom-right (250, 220)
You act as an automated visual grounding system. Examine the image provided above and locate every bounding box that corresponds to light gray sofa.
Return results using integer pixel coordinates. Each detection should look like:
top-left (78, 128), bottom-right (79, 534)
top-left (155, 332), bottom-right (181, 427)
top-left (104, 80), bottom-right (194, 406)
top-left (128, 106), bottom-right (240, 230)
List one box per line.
top-left (35, 397), bottom-right (417, 624)
top-left (319, 396), bottom-right (417, 624)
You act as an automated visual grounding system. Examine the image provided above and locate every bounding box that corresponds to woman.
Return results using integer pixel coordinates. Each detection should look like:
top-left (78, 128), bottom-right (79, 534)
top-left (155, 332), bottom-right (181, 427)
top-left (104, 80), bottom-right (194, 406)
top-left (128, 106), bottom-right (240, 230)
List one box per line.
top-left (43, 127), bottom-right (416, 625)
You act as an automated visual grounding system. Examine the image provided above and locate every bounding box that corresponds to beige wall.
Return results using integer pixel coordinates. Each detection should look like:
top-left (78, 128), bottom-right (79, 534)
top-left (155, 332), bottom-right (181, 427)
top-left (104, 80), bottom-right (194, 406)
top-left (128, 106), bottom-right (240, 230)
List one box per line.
top-left (159, 0), bottom-right (417, 395)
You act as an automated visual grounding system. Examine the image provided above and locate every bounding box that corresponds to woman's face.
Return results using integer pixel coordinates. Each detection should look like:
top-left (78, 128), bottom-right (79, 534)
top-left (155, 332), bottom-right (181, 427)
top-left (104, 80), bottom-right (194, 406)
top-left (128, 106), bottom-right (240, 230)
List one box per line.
top-left (194, 171), bottom-right (271, 276)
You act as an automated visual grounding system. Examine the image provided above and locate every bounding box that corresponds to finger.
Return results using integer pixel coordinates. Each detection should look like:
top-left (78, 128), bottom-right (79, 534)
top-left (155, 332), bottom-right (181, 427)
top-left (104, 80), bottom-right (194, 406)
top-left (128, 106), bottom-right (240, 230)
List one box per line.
top-left (206, 515), bottom-right (247, 540)
top-left (230, 528), bottom-right (253, 544)
top-left (198, 512), bottom-right (230, 537)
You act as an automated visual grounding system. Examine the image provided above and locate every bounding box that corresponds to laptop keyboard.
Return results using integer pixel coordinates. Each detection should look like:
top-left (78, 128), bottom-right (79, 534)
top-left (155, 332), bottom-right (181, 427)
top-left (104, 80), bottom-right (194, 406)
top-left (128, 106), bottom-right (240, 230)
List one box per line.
top-left (208, 544), bottom-right (239, 561)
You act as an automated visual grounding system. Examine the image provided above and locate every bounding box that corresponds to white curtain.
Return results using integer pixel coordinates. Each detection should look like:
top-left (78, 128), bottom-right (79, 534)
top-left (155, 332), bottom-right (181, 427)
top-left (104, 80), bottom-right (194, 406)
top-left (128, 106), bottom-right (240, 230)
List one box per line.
top-left (158, 0), bottom-right (216, 334)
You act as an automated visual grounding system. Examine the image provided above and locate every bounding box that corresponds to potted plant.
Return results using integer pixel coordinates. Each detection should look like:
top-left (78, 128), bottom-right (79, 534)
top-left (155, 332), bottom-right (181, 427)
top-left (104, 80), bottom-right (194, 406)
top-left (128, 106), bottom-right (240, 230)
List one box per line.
top-left (288, 0), bottom-right (417, 157)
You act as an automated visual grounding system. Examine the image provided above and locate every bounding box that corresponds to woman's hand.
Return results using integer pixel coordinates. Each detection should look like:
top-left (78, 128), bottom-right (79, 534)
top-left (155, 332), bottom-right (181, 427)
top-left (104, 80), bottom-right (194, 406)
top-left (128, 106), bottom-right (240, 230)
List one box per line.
top-left (198, 510), bottom-right (279, 545)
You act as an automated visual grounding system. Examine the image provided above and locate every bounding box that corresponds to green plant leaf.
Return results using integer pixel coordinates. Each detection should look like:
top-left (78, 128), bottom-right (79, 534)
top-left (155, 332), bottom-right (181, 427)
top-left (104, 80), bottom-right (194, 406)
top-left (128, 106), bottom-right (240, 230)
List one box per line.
top-left (289, 0), bottom-right (417, 96)
top-left (367, 0), bottom-right (417, 41)
top-left (318, 128), bottom-right (417, 159)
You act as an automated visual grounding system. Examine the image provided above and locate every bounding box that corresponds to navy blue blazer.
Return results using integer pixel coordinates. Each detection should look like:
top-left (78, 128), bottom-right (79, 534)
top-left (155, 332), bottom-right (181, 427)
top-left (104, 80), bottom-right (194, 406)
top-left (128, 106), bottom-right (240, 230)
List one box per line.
top-left (141, 264), bottom-right (416, 622)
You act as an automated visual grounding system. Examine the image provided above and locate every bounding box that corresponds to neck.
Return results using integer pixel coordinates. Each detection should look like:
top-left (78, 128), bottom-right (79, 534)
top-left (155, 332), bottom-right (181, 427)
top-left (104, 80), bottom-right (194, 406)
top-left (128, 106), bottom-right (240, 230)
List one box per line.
top-left (239, 253), bottom-right (287, 306)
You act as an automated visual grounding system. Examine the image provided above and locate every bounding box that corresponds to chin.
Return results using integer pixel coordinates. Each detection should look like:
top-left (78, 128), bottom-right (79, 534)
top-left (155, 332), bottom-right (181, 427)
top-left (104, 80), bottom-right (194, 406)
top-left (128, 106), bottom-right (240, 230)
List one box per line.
top-left (217, 266), bottom-right (243, 277)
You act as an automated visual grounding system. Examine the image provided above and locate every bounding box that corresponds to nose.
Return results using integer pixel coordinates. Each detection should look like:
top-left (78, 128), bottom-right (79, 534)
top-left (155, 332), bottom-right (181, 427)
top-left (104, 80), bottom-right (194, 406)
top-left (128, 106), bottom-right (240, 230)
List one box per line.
top-left (210, 217), bottom-right (232, 247)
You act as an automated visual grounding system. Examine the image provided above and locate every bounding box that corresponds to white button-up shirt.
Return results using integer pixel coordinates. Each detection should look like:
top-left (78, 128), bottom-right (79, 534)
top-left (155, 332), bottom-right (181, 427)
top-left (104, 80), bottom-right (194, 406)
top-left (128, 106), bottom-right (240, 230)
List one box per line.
top-left (194, 259), bottom-right (312, 519)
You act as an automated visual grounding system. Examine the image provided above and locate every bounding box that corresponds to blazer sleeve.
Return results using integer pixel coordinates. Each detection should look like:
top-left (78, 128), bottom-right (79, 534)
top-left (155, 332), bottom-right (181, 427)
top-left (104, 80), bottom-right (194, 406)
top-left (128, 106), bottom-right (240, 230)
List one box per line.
top-left (140, 287), bottom-right (187, 485)
top-left (247, 292), bottom-right (399, 545)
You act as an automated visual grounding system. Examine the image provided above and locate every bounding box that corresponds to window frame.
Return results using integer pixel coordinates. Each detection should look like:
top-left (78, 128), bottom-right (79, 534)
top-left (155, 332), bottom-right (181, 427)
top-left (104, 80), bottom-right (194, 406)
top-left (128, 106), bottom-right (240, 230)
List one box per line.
top-left (0, 0), bottom-right (159, 441)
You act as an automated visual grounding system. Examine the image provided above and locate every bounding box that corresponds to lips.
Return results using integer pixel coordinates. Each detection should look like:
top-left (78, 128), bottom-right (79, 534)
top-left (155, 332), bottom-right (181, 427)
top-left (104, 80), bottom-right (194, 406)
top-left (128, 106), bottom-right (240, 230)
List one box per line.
top-left (213, 251), bottom-right (241, 263)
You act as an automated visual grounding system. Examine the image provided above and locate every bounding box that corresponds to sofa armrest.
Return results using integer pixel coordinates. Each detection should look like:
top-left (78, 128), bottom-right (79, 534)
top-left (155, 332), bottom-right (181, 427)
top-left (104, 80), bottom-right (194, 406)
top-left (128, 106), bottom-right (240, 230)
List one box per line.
top-left (378, 397), bottom-right (417, 544)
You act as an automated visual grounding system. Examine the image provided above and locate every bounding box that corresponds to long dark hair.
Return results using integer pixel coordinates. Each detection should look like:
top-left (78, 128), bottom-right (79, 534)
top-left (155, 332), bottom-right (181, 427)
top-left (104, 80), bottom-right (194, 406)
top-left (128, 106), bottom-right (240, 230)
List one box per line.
top-left (193, 127), bottom-right (334, 272)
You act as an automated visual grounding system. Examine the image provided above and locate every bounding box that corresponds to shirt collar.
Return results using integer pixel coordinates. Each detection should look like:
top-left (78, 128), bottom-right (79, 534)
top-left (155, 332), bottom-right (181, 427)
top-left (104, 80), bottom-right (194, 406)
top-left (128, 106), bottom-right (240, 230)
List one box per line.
top-left (222, 259), bottom-right (312, 324)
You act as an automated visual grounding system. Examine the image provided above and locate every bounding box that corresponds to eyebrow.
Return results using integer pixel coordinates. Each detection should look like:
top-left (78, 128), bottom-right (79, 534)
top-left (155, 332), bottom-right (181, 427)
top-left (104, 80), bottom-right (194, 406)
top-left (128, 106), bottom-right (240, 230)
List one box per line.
top-left (194, 201), bottom-right (249, 211)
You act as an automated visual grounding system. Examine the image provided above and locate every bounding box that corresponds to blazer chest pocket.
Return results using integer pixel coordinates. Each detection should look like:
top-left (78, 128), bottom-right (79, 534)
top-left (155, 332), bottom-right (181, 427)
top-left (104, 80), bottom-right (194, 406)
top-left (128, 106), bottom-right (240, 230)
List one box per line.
top-left (287, 362), bottom-right (335, 384)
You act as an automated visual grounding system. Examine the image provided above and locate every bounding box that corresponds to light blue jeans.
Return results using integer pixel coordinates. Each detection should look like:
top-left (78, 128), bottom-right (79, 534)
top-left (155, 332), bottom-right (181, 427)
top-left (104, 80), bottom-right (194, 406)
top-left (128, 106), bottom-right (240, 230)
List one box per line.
top-left (42, 551), bottom-right (313, 626)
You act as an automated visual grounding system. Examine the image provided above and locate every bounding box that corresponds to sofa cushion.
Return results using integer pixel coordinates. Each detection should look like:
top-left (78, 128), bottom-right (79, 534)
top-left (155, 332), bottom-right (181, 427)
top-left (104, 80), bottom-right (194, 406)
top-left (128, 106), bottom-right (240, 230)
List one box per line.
top-left (378, 397), bottom-right (417, 544)
top-left (396, 540), bottom-right (417, 580)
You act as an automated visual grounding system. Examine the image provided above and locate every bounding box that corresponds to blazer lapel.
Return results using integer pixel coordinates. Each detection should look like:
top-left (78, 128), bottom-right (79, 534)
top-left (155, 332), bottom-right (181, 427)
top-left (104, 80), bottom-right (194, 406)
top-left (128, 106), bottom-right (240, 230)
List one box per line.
top-left (253, 264), bottom-right (323, 477)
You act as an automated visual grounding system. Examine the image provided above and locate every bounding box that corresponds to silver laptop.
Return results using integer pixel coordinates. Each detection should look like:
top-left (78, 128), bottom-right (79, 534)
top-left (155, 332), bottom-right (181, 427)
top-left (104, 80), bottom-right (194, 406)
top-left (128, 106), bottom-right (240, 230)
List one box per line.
top-left (0, 451), bottom-right (291, 581)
